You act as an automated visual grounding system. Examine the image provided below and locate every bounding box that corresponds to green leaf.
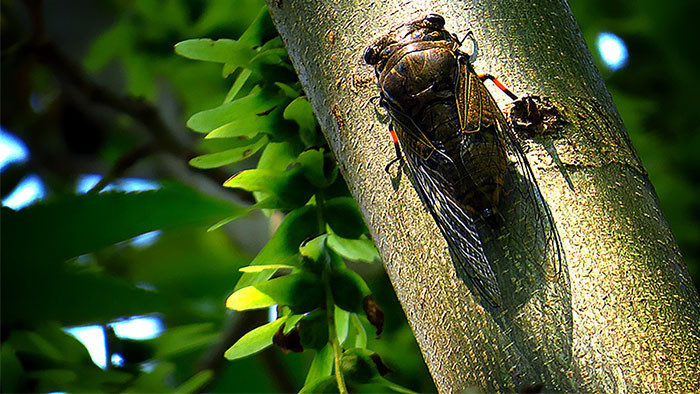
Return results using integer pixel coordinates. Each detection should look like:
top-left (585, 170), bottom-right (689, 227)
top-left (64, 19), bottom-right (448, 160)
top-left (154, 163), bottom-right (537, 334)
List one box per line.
top-left (186, 87), bottom-right (284, 133)
top-left (226, 286), bottom-right (276, 310)
top-left (8, 324), bottom-right (90, 364)
top-left (228, 273), bottom-right (324, 312)
top-left (223, 168), bottom-right (281, 192)
top-left (327, 234), bottom-right (380, 264)
top-left (377, 377), bottom-right (420, 394)
top-left (0, 346), bottom-right (23, 392)
top-left (1, 183), bottom-right (239, 265)
top-left (299, 235), bottom-right (330, 274)
top-left (174, 38), bottom-right (256, 67)
top-left (187, 8), bottom-right (274, 79)
top-left (205, 108), bottom-right (283, 139)
top-left (123, 362), bottom-right (174, 393)
top-left (238, 264), bottom-right (295, 273)
top-left (304, 344), bottom-right (334, 387)
top-left (274, 82), bottom-right (300, 98)
top-left (199, 135), bottom-right (262, 151)
top-left (189, 135), bottom-right (268, 169)
top-left (237, 6), bottom-right (275, 47)
top-left (234, 206), bottom-right (320, 290)
top-left (299, 234), bottom-right (328, 262)
top-left (351, 314), bottom-right (368, 348)
top-left (296, 149), bottom-right (326, 187)
top-left (248, 48), bottom-right (290, 73)
top-left (298, 310), bottom-right (328, 350)
top-left (207, 197), bottom-right (279, 231)
top-left (300, 376), bottom-right (338, 394)
top-left (283, 97), bottom-right (317, 146)
top-left (340, 348), bottom-right (380, 384)
top-left (151, 323), bottom-right (219, 359)
top-left (224, 68), bottom-right (253, 103)
top-left (329, 268), bottom-right (371, 313)
top-left (335, 306), bottom-right (350, 344)
top-left (3, 265), bottom-right (164, 326)
top-left (254, 141), bottom-right (302, 207)
top-left (25, 369), bottom-right (77, 385)
top-left (123, 52), bottom-right (155, 98)
top-left (258, 141), bottom-right (301, 171)
top-left (323, 197), bottom-right (368, 239)
top-left (174, 370), bottom-right (214, 394)
top-left (224, 316), bottom-right (288, 360)
top-left (283, 314), bottom-right (304, 334)
top-left (223, 166), bottom-right (315, 208)
top-left (260, 36), bottom-right (284, 51)
top-left (1, 184), bottom-right (239, 325)
top-left (84, 22), bottom-right (133, 72)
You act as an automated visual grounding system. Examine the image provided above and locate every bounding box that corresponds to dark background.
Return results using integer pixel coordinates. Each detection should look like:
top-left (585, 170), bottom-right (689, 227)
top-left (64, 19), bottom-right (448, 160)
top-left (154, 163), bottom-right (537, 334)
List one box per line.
top-left (1, 0), bottom-right (697, 392)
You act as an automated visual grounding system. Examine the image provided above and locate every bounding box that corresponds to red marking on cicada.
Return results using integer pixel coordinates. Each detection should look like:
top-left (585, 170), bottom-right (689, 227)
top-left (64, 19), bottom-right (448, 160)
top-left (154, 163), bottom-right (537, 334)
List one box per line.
top-left (385, 125), bottom-right (402, 173)
top-left (478, 73), bottom-right (518, 100)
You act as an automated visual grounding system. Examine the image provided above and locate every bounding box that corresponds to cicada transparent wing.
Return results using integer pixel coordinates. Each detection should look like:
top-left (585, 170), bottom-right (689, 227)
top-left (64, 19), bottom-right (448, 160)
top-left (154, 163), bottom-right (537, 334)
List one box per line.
top-left (390, 116), bottom-right (503, 307)
top-left (475, 74), bottom-right (563, 282)
top-left (453, 55), bottom-right (563, 298)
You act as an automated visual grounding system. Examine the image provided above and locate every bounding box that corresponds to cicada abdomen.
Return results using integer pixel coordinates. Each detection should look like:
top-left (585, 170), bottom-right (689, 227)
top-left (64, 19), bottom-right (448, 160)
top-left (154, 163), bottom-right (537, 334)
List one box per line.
top-left (364, 14), bottom-right (562, 307)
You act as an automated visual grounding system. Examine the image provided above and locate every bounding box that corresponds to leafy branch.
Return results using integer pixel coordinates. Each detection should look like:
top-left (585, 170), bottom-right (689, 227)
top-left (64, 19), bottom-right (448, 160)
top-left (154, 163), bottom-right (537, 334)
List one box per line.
top-left (174, 6), bottom-right (416, 393)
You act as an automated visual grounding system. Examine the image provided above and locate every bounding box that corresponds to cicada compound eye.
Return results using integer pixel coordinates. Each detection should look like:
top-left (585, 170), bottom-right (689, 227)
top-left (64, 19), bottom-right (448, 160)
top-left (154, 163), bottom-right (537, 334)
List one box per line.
top-left (425, 14), bottom-right (445, 29)
top-left (364, 45), bottom-right (379, 65)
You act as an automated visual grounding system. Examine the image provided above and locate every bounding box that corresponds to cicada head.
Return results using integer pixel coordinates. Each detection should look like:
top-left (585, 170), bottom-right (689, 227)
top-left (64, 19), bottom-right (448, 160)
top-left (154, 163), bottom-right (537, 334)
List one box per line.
top-left (364, 13), bottom-right (457, 77)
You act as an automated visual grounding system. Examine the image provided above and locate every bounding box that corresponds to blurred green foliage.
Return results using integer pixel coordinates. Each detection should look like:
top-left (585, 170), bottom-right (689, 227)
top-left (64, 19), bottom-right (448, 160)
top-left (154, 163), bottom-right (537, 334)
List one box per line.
top-left (0, 0), bottom-right (697, 392)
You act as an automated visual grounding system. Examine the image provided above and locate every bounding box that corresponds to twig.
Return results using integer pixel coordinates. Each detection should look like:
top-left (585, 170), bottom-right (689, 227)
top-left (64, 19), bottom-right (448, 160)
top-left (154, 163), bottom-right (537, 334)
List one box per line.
top-left (87, 143), bottom-right (156, 194)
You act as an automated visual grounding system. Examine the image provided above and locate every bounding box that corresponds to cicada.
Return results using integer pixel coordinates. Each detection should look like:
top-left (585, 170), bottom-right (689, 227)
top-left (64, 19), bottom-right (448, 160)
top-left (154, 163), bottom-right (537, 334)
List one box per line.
top-left (364, 14), bottom-right (562, 307)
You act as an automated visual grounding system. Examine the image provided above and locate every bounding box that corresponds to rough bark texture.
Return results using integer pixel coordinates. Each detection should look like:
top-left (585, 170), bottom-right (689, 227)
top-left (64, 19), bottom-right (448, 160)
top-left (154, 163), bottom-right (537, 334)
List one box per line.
top-left (266, 0), bottom-right (700, 392)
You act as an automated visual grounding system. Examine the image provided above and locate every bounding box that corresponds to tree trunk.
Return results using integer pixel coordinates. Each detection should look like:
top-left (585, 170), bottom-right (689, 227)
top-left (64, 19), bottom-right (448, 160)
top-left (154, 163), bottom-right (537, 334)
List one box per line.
top-left (266, 0), bottom-right (700, 392)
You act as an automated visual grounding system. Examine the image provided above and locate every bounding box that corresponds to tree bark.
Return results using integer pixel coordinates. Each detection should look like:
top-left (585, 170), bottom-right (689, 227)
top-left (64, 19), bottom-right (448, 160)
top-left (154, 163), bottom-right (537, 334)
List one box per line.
top-left (266, 0), bottom-right (700, 392)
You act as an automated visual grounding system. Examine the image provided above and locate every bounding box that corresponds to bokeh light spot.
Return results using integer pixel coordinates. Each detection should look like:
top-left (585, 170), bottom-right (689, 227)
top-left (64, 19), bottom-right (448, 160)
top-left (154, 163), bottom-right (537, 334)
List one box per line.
top-left (597, 32), bottom-right (628, 71)
top-left (2, 174), bottom-right (46, 210)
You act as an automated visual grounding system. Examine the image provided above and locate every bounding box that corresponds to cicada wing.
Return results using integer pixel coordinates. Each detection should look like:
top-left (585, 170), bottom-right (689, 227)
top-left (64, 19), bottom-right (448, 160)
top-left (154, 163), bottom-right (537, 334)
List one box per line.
top-left (391, 118), bottom-right (502, 307)
top-left (455, 56), bottom-right (486, 134)
top-left (485, 88), bottom-right (564, 280)
top-left (455, 56), bottom-right (563, 283)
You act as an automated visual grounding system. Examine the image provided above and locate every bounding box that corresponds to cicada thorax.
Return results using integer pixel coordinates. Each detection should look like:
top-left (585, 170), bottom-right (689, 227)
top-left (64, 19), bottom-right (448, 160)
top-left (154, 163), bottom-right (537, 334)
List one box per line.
top-left (379, 39), bottom-right (508, 216)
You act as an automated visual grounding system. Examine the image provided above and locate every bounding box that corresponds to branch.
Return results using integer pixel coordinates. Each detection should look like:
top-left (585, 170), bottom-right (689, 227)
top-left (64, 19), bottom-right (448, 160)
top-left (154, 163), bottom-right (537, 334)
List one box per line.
top-left (21, 0), bottom-right (254, 203)
top-left (266, 0), bottom-right (700, 392)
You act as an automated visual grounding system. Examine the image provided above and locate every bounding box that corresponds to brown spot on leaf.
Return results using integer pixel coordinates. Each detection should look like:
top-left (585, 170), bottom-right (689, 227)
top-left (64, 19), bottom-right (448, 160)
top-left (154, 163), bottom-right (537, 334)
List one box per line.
top-left (243, 149), bottom-right (252, 157)
top-left (509, 96), bottom-right (568, 138)
top-left (369, 353), bottom-right (392, 376)
top-left (272, 325), bottom-right (303, 353)
top-left (363, 295), bottom-right (384, 337)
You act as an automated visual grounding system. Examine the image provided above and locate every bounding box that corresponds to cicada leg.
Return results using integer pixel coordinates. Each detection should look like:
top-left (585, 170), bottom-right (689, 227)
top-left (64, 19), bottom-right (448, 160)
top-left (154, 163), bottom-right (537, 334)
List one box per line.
top-left (478, 74), bottom-right (518, 100)
top-left (459, 30), bottom-right (479, 64)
